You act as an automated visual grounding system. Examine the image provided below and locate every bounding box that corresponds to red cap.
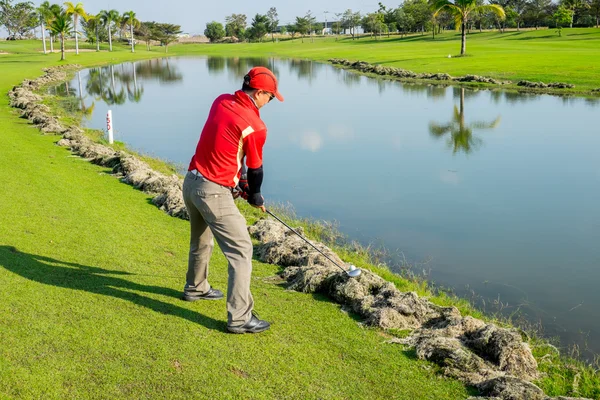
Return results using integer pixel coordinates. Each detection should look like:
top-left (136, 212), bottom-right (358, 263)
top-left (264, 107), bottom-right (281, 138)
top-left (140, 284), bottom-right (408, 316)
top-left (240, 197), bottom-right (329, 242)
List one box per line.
top-left (244, 66), bottom-right (284, 102)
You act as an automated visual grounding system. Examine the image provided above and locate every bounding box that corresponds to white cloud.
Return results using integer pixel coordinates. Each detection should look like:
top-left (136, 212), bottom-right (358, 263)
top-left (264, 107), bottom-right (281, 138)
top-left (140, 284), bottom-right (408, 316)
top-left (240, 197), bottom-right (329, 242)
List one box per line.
top-left (440, 170), bottom-right (460, 185)
top-left (300, 131), bottom-right (323, 152)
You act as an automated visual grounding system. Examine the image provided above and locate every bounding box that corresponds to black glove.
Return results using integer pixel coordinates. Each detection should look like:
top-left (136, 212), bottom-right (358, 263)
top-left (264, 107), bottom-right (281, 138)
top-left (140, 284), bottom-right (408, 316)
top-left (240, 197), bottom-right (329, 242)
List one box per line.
top-left (248, 193), bottom-right (264, 207)
top-left (234, 175), bottom-right (249, 200)
top-left (245, 166), bottom-right (265, 207)
top-left (239, 175), bottom-right (249, 195)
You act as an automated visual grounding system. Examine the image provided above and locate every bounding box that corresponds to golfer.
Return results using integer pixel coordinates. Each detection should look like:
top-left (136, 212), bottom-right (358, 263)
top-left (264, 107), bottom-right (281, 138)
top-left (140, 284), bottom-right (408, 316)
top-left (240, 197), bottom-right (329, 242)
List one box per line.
top-left (181, 66), bottom-right (283, 334)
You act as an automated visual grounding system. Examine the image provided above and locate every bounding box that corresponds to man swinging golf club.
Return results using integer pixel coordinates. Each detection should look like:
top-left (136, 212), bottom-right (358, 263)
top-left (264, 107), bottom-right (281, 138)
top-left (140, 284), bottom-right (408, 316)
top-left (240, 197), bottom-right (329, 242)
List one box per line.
top-left (181, 66), bottom-right (283, 334)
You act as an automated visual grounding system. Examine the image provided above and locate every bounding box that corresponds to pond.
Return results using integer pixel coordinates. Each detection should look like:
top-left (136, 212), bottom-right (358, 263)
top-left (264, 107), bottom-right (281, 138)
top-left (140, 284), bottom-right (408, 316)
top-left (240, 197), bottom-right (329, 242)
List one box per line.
top-left (54, 57), bottom-right (600, 358)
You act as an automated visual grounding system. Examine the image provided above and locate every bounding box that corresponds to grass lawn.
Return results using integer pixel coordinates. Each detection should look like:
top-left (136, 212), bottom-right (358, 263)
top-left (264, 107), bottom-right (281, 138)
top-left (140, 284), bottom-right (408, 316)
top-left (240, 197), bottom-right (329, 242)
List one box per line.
top-left (0, 40), bottom-right (473, 400)
top-left (0, 35), bottom-right (599, 399)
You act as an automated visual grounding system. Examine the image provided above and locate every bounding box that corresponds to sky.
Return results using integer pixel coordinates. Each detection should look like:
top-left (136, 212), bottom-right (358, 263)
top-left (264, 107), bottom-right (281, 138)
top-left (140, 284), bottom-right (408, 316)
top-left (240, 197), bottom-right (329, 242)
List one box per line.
top-left (2, 0), bottom-right (390, 36)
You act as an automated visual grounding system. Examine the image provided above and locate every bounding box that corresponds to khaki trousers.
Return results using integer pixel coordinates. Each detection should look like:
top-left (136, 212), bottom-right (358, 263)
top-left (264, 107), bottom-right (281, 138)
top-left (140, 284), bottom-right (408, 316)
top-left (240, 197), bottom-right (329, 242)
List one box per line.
top-left (182, 171), bottom-right (254, 327)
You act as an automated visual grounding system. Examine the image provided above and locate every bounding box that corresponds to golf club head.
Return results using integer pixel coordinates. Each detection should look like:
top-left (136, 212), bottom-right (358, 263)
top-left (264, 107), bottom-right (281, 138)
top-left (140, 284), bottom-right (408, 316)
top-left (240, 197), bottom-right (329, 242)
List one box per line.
top-left (346, 265), bottom-right (361, 277)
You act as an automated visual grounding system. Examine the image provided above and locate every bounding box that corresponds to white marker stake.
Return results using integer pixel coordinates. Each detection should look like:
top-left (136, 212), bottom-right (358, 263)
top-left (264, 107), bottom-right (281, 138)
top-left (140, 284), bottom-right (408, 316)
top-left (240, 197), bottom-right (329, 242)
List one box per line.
top-left (107, 110), bottom-right (114, 144)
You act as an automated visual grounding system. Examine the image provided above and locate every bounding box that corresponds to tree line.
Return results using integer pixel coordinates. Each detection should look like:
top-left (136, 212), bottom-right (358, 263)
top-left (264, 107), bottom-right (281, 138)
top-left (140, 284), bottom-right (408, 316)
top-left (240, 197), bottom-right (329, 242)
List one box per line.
top-left (202, 0), bottom-right (599, 44)
top-left (0, 0), bottom-right (182, 60)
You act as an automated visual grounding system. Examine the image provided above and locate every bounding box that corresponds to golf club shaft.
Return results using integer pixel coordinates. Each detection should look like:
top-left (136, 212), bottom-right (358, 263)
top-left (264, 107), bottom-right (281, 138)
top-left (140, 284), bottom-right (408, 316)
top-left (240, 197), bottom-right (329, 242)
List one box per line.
top-left (265, 209), bottom-right (346, 271)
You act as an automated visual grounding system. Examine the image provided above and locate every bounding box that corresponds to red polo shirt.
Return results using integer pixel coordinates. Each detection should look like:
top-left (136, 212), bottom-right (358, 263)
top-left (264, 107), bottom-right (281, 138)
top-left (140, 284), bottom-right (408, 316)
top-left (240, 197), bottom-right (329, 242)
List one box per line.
top-left (188, 90), bottom-right (267, 188)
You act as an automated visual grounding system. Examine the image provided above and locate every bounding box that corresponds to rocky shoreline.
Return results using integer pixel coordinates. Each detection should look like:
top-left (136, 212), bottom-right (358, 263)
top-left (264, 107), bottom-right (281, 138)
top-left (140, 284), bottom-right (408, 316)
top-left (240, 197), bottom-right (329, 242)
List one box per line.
top-left (9, 66), bottom-right (188, 220)
top-left (7, 66), bottom-right (593, 400)
top-left (328, 58), bottom-right (600, 95)
top-left (248, 219), bottom-right (591, 400)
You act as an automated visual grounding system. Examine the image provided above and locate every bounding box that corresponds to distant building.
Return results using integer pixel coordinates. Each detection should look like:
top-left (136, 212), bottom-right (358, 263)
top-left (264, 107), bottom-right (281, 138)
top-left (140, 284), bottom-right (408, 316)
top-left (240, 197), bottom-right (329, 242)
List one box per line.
top-left (318, 21), bottom-right (364, 35)
top-left (274, 21), bottom-right (363, 35)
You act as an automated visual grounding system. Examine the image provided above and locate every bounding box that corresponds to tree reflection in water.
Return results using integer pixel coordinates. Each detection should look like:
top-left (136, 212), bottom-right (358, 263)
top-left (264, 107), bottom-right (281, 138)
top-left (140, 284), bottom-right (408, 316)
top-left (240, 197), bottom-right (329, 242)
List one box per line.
top-left (206, 57), bottom-right (325, 87)
top-left (204, 57), bottom-right (281, 83)
top-left (53, 79), bottom-right (79, 113)
top-left (401, 82), bottom-right (447, 100)
top-left (77, 71), bottom-right (95, 118)
top-left (429, 88), bottom-right (501, 154)
top-left (54, 59), bottom-right (183, 110)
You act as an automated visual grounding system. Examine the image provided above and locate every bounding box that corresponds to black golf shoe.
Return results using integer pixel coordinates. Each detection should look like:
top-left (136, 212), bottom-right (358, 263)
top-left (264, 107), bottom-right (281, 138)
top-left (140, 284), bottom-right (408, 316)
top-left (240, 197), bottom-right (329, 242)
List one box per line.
top-left (227, 312), bottom-right (270, 334)
top-left (181, 288), bottom-right (224, 301)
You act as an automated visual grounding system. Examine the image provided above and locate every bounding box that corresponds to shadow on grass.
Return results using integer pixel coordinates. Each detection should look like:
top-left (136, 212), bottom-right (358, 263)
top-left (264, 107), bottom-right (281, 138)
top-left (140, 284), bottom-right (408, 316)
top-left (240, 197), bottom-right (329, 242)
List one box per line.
top-left (566, 31), bottom-right (600, 37)
top-left (0, 60), bottom-right (45, 63)
top-left (378, 57), bottom-right (439, 64)
top-left (0, 245), bottom-right (226, 332)
top-left (508, 34), bottom-right (557, 40)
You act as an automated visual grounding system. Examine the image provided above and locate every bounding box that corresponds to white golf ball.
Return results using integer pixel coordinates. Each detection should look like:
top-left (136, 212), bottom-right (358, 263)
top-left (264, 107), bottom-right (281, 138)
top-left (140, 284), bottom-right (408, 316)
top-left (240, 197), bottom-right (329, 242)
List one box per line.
top-left (349, 265), bottom-right (356, 271)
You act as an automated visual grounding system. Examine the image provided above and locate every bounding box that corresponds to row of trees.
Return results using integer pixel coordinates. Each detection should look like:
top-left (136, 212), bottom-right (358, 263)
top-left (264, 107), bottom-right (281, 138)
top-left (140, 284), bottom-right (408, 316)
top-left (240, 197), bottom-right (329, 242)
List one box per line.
top-left (338, 0), bottom-right (599, 39)
top-left (205, 9), bottom-right (328, 43)
top-left (82, 17), bottom-right (183, 53)
top-left (205, 7), bottom-right (280, 42)
top-left (202, 0), bottom-right (599, 46)
top-left (0, 0), bottom-right (182, 60)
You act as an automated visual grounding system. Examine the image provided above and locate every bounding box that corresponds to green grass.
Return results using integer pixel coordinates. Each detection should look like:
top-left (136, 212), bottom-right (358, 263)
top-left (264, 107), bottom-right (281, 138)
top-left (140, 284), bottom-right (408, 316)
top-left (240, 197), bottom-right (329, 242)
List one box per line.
top-left (1, 36), bottom-right (599, 399)
top-left (0, 40), bottom-right (473, 400)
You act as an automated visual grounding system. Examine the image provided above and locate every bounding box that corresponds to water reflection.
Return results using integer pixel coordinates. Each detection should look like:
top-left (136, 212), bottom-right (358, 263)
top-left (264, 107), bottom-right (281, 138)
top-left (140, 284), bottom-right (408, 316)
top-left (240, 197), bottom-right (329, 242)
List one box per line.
top-left (206, 57), bottom-right (282, 83)
top-left (207, 57), bottom-right (226, 73)
top-left (288, 60), bottom-right (322, 84)
top-left (134, 59), bottom-right (183, 83)
top-left (49, 75), bottom-right (95, 119)
top-left (490, 90), bottom-right (540, 105)
top-left (204, 57), bottom-right (330, 87)
top-left (401, 82), bottom-right (447, 100)
top-left (77, 71), bottom-right (95, 118)
top-left (52, 79), bottom-right (79, 114)
top-left (338, 69), bottom-right (362, 87)
top-left (429, 88), bottom-right (501, 154)
top-left (53, 59), bottom-right (183, 110)
top-left (561, 95), bottom-right (600, 107)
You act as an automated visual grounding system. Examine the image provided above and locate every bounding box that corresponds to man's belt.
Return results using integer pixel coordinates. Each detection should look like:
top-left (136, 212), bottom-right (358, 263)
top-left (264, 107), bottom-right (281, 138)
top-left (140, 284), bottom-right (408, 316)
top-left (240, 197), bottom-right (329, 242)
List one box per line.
top-left (189, 169), bottom-right (234, 193)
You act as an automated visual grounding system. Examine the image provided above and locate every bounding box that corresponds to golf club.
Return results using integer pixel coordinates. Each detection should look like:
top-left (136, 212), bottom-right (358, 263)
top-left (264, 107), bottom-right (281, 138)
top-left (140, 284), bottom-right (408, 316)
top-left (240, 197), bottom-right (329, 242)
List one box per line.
top-left (265, 209), bottom-right (361, 277)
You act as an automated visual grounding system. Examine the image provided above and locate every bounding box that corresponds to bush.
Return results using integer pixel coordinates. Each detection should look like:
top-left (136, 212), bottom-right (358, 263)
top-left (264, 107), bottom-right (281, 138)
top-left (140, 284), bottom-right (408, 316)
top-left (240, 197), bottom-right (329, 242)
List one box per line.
top-left (204, 21), bottom-right (225, 43)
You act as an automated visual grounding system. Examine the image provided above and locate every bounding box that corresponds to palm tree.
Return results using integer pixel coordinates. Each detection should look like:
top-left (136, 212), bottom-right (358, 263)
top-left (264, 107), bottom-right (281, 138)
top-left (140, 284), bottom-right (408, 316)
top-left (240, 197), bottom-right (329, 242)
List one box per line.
top-left (48, 9), bottom-right (74, 61)
top-left (429, 88), bottom-right (501, 154)
top-left (36, 2), bottom-right (53, 55)
top-left (44, 3), bottom-right (62, 53)
top-left (122, 11), bottom-right (140, 53)
top-left (86, 13), bottom-right (101, 51)
top-left (64, 2), bottom-right (87, 55)
top-left (99, 9), bottom-right (119, 51)
top-left (431, 0), bottom-right (505, 55)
